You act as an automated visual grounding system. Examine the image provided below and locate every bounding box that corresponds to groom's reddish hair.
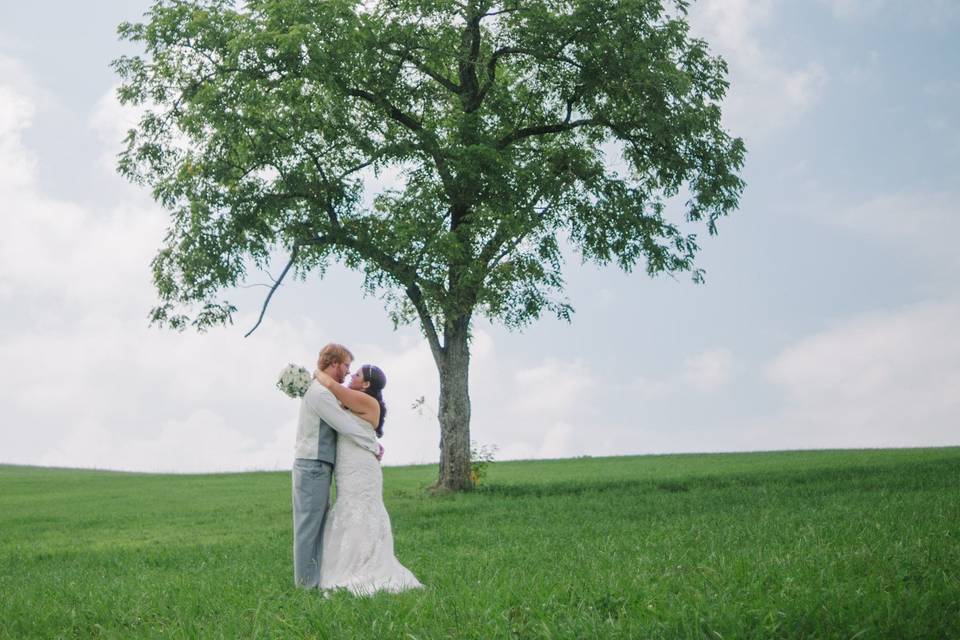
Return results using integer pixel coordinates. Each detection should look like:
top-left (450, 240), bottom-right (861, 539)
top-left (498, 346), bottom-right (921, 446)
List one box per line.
top-left (317, 343), bottom-right (354, 370)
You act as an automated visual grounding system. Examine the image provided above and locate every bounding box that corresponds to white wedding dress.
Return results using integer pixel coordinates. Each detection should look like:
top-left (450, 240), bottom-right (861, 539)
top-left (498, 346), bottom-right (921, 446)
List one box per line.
top-left (319, 435), bottom-right (423, 595)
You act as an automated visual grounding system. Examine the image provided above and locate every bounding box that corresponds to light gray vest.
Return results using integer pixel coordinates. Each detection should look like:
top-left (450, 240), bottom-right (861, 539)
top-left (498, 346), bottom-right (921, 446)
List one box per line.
top-left (294, 382), bottom-right (338, 464)
top-left (312, 418), bottom-right (338, 464)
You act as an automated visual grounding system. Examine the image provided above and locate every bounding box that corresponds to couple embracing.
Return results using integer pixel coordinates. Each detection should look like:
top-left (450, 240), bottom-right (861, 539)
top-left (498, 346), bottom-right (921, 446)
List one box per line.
top-left (292, 343), bottom-right (422, 595)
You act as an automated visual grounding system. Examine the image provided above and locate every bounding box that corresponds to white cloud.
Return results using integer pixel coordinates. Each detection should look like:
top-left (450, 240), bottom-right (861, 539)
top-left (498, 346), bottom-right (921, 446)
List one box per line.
top-left (0, 197), bottom-right (167, 310)
top-left (536, 422), bottom-right (576, 458)
top-left (510, 358), bottom-right (597, 415)
top-left (682, 348), bottom-right (734, 392)
top-left (479, 347), bottom-right (738, 461)
top-left (497, 422), bottom-right (576, 461)
top-left (836, 191), bottom-right (958, 241)
top-left (89, 83), bottom-right (140, 172)
top-left (762, 300), bottom-right (960, 448)
top-left (628, 347), bottom-right (736, 398)
top-left (820, 0), bottom-right (960, 27)
top-left (0, 69), bottom-right (316, 472)
top-left (690, 0), bottom-right (828, 138)
top-left (831, 192), bottom-right (960, 280)
top-left (0, 307), bottom-right (333, 469)
top-left (448, 353), bottom-right (607, 461)
top-left (629, 375), bottom-right (674, 402)
top-left (38, 412), bottom-right (294, 474)
top-left (0, 79), bottom-right (167, 311)
top-left (0, 70), bottom-right (36, 190)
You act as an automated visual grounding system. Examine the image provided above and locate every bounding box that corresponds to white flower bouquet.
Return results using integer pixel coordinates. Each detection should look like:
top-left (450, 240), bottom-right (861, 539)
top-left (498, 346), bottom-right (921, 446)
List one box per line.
top-left (276, 364), bottom-right (312, 398)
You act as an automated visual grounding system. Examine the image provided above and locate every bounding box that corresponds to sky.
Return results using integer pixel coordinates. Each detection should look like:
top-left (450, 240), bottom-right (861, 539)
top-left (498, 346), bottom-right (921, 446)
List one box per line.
top-left (1, 0), bottom-right (958, 473)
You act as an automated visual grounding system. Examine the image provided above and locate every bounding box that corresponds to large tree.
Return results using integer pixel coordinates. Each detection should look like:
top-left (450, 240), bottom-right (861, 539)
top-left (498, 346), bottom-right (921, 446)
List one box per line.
top-left (115, 0), bottom-right (745, 491)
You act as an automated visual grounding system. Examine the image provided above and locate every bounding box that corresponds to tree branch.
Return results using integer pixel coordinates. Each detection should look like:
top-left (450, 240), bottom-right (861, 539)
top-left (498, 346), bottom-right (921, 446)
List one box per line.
top-left (477, 184), bottom-right (550, 270)
top-left (382, 46), bottom-right (461, 94)
top-left (486, 208), bottom-right (547, 269)
top-left (458, 11), bottom-right (483, 108)
top-left (346, 87), bottom-right (425, 134)
top-left (346, 87), bottom-right (456, 197)
top-left (474, 46), bottom-right (521, 108)
top-left (301, 230), bottom-right (444, 358)
top-left (475, 46), bottom-right (583, 108)
top-left (338, 156), bottom-right (376, 180)
top-left (496, 117), bottom-right (597, 149)
top-left (405, 283), bottom-right (444, 361)
top-left (244, 243), bottom-right (300, 337)
top-left (296, 145), bottom-right (341, 226)
top-left (481, 7), bottom-right (522, 18)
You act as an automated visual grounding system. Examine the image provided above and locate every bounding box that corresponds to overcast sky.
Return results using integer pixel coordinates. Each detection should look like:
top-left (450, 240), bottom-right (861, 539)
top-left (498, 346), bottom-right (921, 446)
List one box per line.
top-left (1, 0), bottom-right (958, 473)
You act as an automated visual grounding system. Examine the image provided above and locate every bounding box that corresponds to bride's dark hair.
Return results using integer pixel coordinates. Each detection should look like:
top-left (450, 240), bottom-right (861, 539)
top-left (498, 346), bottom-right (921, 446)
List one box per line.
top-left (360, 364), bottom-right (387, 438)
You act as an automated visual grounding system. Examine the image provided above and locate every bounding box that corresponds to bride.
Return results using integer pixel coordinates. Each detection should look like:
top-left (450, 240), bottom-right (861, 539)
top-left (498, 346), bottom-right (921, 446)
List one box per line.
top-left (313, 363), bottom-right (423, 595)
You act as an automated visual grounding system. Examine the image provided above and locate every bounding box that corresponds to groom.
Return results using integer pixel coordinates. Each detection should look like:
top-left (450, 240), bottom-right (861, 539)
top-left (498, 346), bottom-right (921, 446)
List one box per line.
top-left (292, 342), bottom-right (381, 589)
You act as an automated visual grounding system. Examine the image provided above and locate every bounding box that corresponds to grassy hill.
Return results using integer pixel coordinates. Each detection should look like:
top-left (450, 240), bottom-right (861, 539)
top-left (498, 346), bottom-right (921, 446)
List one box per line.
top-left (1, 448), bottom-right (958, 638)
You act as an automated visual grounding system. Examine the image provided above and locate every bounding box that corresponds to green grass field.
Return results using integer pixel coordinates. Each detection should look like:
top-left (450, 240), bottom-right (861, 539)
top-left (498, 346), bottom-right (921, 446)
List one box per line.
top-left (1, 447), bottom-right (958, 639)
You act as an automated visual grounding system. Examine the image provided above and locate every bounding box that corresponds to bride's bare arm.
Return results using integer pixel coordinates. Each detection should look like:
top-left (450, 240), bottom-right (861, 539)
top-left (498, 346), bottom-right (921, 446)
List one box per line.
top-left (314, 370), bottom-right (379, 428)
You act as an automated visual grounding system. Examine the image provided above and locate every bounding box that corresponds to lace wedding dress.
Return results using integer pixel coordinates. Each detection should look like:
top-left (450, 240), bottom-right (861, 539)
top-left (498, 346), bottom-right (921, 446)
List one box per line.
top-left (319, 435), bottom-right (423, 595)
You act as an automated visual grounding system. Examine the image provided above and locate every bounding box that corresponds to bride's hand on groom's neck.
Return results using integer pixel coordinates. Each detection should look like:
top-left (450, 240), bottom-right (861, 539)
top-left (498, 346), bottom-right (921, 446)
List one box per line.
top-left (314, 369), bottom-right (334, 389)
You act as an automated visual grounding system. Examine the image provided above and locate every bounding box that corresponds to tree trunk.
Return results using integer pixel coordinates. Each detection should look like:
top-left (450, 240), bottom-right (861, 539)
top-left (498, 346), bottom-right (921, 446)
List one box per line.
top-left (436, 317), bottom-right (473, 491)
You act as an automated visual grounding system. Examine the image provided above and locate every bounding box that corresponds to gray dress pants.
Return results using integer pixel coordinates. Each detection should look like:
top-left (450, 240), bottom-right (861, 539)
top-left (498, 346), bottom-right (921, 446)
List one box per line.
top-left (292, 458), bottom-right (334, 588)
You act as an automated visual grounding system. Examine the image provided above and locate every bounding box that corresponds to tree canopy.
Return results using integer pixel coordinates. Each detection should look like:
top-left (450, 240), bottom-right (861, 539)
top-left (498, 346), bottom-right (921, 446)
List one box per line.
top-left (115, 0), bottom-right (745, 490)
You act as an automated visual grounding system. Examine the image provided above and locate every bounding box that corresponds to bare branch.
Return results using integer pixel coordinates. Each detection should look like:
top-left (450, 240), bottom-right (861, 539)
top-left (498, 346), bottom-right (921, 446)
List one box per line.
top-left (244, 243), bottom-right (300, 337)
